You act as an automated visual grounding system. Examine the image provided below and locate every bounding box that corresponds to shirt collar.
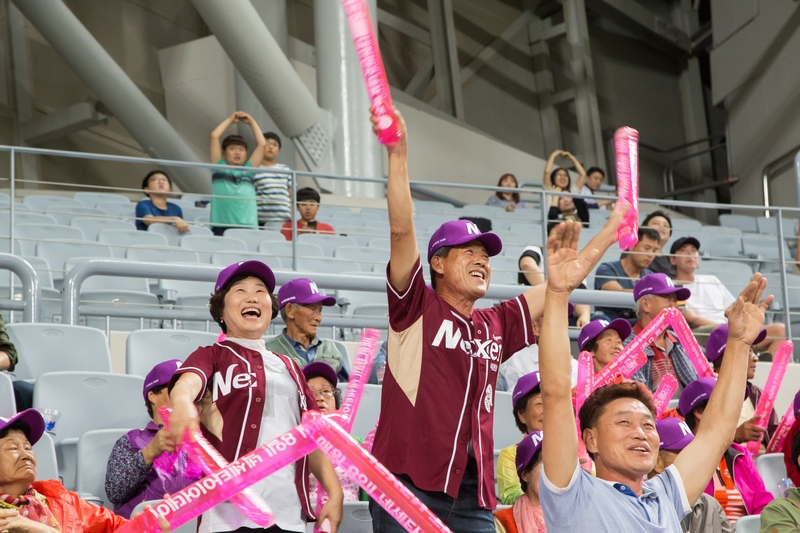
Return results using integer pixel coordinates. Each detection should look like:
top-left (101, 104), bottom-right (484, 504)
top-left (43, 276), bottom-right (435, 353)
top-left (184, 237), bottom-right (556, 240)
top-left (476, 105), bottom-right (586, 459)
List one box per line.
top-left (597, 477), bottom-right (657, 499)
top-left (282, 329), bottom-right (319, 348)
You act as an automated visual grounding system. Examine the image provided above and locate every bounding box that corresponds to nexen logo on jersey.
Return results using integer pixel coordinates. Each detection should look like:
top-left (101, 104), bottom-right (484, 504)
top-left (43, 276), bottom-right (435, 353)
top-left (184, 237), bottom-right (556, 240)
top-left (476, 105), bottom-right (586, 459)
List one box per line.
top-left (432, 319), bottom-right (502, 360)
top-left (213, 364), bottom-right (258, 401)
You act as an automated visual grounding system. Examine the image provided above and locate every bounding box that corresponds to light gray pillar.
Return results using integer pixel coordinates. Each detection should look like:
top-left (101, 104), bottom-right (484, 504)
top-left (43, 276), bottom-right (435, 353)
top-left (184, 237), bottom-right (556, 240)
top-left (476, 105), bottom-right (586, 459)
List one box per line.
top-left (314, 0), bottom-right (384, 198)
top-left (10, 0), bottom-right (210, 193)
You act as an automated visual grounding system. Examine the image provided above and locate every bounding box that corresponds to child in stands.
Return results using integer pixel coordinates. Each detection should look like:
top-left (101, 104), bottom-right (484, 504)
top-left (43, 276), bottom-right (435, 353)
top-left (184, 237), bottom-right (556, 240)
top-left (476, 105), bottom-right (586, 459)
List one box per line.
top-left (253, 132), bottom-right (293, 228)
top-left (208, 111), bottom-right (267, 235)
top-left (280, 187), bottom-right (335, 241)
top-left (135, 170), bottom-right (188, 233)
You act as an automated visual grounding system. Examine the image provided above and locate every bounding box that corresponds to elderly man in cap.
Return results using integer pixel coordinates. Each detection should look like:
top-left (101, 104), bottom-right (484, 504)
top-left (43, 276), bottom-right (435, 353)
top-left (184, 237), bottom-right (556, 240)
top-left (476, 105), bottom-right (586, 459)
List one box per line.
top-left (105, 359), bottom-right (199, 518)
top-left (705, 325), bottom-right (777, 451)
top-left (578, 318), bottom-right (631, 374)
top-left (624, 273), bottom-right (698, 391)
top-left (368, 108), bottom-right (626, 532)
top-left (265, 277), bottom-right (348, 382)
top-left (671, 235), bottom-right (786, 358)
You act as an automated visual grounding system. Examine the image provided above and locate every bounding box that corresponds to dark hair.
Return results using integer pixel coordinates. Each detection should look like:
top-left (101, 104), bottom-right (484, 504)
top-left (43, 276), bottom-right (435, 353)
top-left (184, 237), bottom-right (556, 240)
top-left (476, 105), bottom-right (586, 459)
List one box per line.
top-left (519, 448), bottom-right (543, 493)
top-left (141, 170), bottom-right (171, 194)
top-left (208, 273), bottom-right (279, 333)
top-left (550, 167), bottom-right (571, 191)
top-left (429, 246), bottom-right (451, 290)
top-left (513, 388), bottom-right (541, 434)
top-left (495, 173), bottom-right (520, 203)
top-left (579, 382), bottom-right (656, 458)
top-left (547, 221), bottom-right (561, 236)
top-left (334, 388), bottom-right (343, 410)
top-left (586, 167), bottom-right (605, 178)
top-left (642, 210), bottom-right (673, 237)
top-left (263, 132), bottom-right (282, 148)
top-left (684, 400), bottom-right (708, 433)
top-left (583, 338), bottom-right (599, 354)
top-left (638, 227), bottom-right (661, 244)
top-left (297, 187), bottom-right (321, 204)
top-left (222, 135), bottom-right (248, 151)
top-left (792, 429), bottom-right (800, 469)
top-left (145, 384), bottom-right (168, 419)
top-left (0, 421), bottom-right (31, 441)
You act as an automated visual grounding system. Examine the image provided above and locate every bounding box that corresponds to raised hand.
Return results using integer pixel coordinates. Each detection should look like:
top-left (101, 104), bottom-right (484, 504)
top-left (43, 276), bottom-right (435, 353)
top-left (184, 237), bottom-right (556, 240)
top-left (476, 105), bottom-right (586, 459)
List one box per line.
top-left (727, 273), bottom-right (773, 345)
top-left (370, 105), bottom-right (406, 154)
top-left (546, 221), bottom-right (597, 294)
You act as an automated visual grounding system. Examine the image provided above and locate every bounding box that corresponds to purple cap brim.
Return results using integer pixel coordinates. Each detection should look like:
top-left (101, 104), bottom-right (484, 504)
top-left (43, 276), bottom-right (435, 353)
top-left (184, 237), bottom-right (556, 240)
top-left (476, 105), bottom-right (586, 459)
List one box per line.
top-left (215, 260), bottom-right (276, 293)
top-left (280, 292), bottom-right (337, 308)
top-left (0, 409), bottom-right (45, 445)
top-left (303, 361), bottom-right (338, 387)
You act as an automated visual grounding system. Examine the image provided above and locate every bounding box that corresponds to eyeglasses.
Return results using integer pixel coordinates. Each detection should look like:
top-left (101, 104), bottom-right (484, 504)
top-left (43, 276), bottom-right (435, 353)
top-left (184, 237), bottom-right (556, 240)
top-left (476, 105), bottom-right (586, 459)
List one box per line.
top-left (265, 141), bottom-right (280, 148)
top-left (310, 388), bottom-right (334, 398)
top-left (148, 177), bottom-right (170, 184)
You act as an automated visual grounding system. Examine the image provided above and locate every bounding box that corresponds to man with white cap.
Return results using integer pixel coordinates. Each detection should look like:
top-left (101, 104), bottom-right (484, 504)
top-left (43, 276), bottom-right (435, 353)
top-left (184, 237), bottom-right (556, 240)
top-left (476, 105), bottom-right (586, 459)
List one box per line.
top-left (265, 277), bottom-right (348, 381)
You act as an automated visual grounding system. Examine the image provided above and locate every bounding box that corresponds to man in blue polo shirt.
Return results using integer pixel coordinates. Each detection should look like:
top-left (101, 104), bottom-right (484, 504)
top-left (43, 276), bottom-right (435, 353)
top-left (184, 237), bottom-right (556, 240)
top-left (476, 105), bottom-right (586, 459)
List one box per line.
top-left (537, 219), bottom-right (774, 533)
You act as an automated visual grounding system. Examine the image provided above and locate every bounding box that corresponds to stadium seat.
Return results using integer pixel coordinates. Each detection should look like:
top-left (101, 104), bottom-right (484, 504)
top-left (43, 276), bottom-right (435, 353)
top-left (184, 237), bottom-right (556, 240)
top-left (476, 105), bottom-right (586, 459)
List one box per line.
top-left (460, 204), bottom-right (507, 218)
top-left (413, 213), bottom-right (452, 230)
top-left (414, 200), bottom-right (457, 214)
top-left (0, 193), bottom-right (9, 205)
top-left (493, 391), bottom-right (518, 450)
top-left (6, 324), bottom-right (112, 380)
top-left (0, 372), bottom-right (14, 417)
top-left (40, 288), bottom-right (63, 323)
top-left (126, 330), bottom-right (218, 376)
top-left (224, 228), bottom-right (285, 251)
top-left (22, 195), bottom-right (82, 211)
top-left (70, 216), bottom-right (135, 241)
top-left (126, 246), bottom-right (200, 264)
top-left (756, 216), bottom-right (798, 236)
top-left (211, 251), bottom-right (282, 270)
top-left (98, 229), bottom-right (169, 257)
top-left (336, 226), bottom-right (388, 246)
top-left (180, 235), bottom-right (248, 262)
top-left (334, 245), bottom-right (389, 271)
top-left (36, 241), bottom-right (112, 284)
top-left (754, 453), bottom-right (787, 498)
top-left (158, 278), bottom-right (214, 303)
top-left (368, 237), bottom-right (391, 249)
top-left (733, 515), bottom-right (760, 533)
top-left (45, 206), bottom-right (106, 226)
top-left (742, 233), bottom-right (792, 270)
top-left (95, 201), bottom-right (136, 219)
top-left (258, 240), bottom-right (324, 258)
top-left (339, 383), bottom-right (381, 439)
top-left (17, 224), bottom-right (85, 255)
top-left (33, 432), bottom-right (58, 481)
top-left (336, 289), bottom-right (387, 315)
top-left (698, 260), bottom-right (755, 298)
top-left (79, 290), bottom-right (161, 331)
top-left (147, 223), bottom-right (214, 247)
top-left (697, 231), bottom-right (743, 259)
top-left (0, 256), bottom-right (54, 289)
top-left (180, 193), bottom-right (211, 205)
top-left (75, 428), bottom-right (131, 507)
top-left (64, 256), bottom-right (150, 292)
top-left (589, 209), bottom-right (612, 224)
top-left (174, 295), bottom-right (219, 332)
top-left (0, 213), bottom-right (57, 231)
top-left (296, 256), bottom-right (361, 274)
top-left (351, 303), bottom-right (389, 318)
top-left (669, 218), bottom-right (702, 231)
top-left (72, 192), bottom-right (131, 207)
top-left (298, 234), bottom-right (358, 256)
top-left (719, 214), bottom-right (758, 233)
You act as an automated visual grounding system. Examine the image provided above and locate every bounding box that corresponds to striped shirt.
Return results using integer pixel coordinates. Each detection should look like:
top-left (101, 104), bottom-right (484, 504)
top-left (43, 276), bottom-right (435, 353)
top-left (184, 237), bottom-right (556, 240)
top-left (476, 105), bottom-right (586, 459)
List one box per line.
top-left (253, 163), bottom-right (292, 223)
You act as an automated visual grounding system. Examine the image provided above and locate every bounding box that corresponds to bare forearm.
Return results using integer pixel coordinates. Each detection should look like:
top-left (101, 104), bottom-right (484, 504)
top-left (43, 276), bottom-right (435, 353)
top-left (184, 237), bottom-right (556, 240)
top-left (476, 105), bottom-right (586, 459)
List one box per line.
top-left (387, 150), bottom-right (413, 234)
top-left (702, 338), bottom-right (749, 438)
top-left (309, 449), bottom-right (343, 499)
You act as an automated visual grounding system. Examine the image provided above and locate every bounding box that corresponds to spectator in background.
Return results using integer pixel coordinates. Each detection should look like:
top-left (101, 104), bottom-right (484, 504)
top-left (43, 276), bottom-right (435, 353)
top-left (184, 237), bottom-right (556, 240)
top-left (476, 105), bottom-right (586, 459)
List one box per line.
top-left (705, 325), bottom-right (777, 453)
top-left (650, 418), bottom-right (734, 533)
top-left (678, 377), bottom-right (774, 524)
top-left (593, 227), bottom-right (660, 321)
top-left (672, 236), bottom-right (787, 358)
top-left (627, 273), bottom-right (698, 391)
top-left (761, 431), bottom-right (800, 532)
top-left (208, 111), bottom-right (267, 235)
top-left (578, 318), bottom-right (631, 375)
top-left (548, 194), bottom-right (589, 226)
top-left (280, 187), bottom-right (335, 241)
top-left (641, 210), bottom-right (676, 277)
top-left (542, 150), bottom-right (588, 193)
top-left (0, 313), bottom-right (31, 411)
top-left (581, 167), bottom-right (614, 210)
top-left (486, 173), bottom-right (525, 212)
top-left (784, 391), bottom-right (800, 488)
top-left (494, 431), bottom-right (546, 533)
top-left (105, 359), bottom-right (199, 518)
top-left (254, 132), bottom-right (293, 229)
top-left (265, 277), bottom-right (348, 382)
top-left (135, 170), bottom-right (188, 233)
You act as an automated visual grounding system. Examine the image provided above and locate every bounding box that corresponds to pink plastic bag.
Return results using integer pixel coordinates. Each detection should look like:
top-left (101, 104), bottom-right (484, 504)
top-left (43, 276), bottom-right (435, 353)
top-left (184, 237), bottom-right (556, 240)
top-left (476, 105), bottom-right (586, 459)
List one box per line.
top-left (665, 308), bottom-right (715, 378)
top-left (613, 127), bottom-right (639, 250)
top-left (652, 374), bottom-right (678, 419)
top-left (747, 340), bottom-right (793, 454)
top-left (341, 0), bottom-right (401, 145)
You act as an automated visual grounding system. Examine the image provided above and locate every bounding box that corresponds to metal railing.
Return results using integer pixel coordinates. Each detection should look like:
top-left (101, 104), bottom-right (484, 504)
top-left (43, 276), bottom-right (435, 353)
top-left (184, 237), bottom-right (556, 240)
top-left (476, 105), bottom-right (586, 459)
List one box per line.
top-left (761, 143), bottom-right (800, 218)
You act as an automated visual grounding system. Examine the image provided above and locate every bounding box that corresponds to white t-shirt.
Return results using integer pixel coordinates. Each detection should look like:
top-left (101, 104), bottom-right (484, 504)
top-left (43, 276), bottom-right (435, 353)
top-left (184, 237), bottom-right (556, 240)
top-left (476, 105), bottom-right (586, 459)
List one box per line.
top-left (199, 337), bottom-right (305, 533)
top-left (682, 274), bottom-right (736, 324)
top-left (501, 344), bottom-right (578, 391)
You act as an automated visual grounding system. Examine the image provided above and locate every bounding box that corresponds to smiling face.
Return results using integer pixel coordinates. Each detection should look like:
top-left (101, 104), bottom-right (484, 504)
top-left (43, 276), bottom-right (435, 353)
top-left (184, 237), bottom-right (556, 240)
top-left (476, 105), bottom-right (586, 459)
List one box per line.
top-left (223, 144), bottom-right (248, 166)
top-left (591, 329), bottom-right (624, 372)
top-left (553, 169), bottom-right (570, 190)
top-left (0, 429), bottom-right (36, 492)
top-left (645, 216), bottom-right (671, 243)
top-left (584, 398), bottom-right (659, 482)
top-left (670, 244), bottom-right (699, 274)
top-left (434, 242), bottom-right (492, 300)
top-left (221, 276), bottom-right (272, 339)
top-left (517, 392), bottom-right (544, 433)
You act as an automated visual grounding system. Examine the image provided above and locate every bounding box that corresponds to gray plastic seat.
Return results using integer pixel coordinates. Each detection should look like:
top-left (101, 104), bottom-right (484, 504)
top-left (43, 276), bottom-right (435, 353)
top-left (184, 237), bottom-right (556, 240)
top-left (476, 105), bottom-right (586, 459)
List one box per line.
top-left (180, 235), bottom-right (248, 262)
top-left (669, 218), bottom-right (702, 231)
top-left (95, 201), bottom-right (136, 219)
top-left (70, 217), bottom-right (135, 241)
top-left (459, 204), bottom-right (507, 218)
top-left (742, 233), bottom-right (791, 268)
top-left (98, 229), bottom-right (169, 257)
top-left (72, 192), bottom-right (131, 207)
top-left (367, 237), bottom-right (391, 249)
top-left (0, 372), bottom-right (14, 417)
top-left (698, 260), bottom-right (754, 297)
top-left (296, 257), bottom-right (361, 274)
top-left (351, 303), bottom-right (389, 318)
top-left (36, 241), bottom-right (112, 283)
top-left (335, 226), bottom-right (388, 246)
top-left (0, 213), bottom-right (57, 232)
top-left (755, 453), bottom-right (787, 498)
top-left (258, 240), bottom-right (324, 258)
top-left (17, 224), bottom-right (85, 255)
top-left (75, 428), bottom-right (132, 507)
top-left (158, 278), bottom-right (214, 303)
top-left (175, 295), bottom-right (219, 332)
top-left (719, 214), bottom-right (758, 233)
top-left (336, 289), bottom-right (387, 314)
top-left (298, 234), bottom-right (358, 256)
top-left (126, 246), bottom-right (200, 264)
top-left (493, 391), bottom-right (517, 450)
top-left (414, 200), bottom-right (457, 214)
top-left (64, 256), bottom-right (151, 292)
top-left (40, 288), bottom-right (63, 323)
top-left (79, 290), bottom-right (161, 331)
top-left (45, 206), bottom-right (106, 226)
top-left (6, 324), bottom-right (112, 380)
top-left (126, 330), bottom-right (218, 376)
top-left (0, 256), bottom-right (54, 289)
top-left (225, 228), bottom-right (285, 251)
top-left (23, 195), bottom-right (83, 211)
top-left (210, 251), bottom-right (281, 270)
top-left (733, 515), bottom-right (760, 533)
top-left (334, 245), bottom-right (390, 271)
top-left (699, 231), bottom-right (743, 259)
top-left (33, 432), bottom-right (58, 481)
top-left (338, 383), bottom-right (381, 439)
top-left (147, 223), bottom-right (213, 247)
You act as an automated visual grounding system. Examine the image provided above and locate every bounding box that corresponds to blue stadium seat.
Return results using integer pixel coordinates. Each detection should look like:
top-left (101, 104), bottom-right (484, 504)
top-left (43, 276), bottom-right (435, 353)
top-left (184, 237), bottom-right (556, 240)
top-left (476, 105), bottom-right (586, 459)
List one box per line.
top-left (719, 214), bottom-right (758, 233)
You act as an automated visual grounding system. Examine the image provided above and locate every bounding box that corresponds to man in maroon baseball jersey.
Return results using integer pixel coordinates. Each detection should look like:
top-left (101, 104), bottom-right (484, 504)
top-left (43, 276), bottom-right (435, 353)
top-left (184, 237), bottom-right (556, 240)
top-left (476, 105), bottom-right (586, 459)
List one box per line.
top-left (368, 107), bottom-right (627, 532)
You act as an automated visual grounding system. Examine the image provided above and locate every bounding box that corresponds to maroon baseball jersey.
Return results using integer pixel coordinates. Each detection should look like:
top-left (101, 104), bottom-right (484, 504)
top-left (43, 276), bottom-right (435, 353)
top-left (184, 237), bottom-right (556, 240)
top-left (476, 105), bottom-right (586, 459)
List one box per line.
top-left (170, 340), bottom-right (318, 519)
top-left (372, 258), bottom-right (535, 509)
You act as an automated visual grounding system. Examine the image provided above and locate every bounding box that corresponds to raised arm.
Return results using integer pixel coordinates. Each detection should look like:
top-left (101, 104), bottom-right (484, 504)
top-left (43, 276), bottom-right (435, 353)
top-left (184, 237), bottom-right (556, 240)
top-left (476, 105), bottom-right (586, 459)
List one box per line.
top-left (168, 372), bottom-right (203, 442)
top-left (563, 151), bottom-right (588, 190)
top-left (373, 107), bottom-right (418, 292)
top-left (543, 150), bottom-right (563, 189)
top-left (210, 112), bottom-right (238, 163)
top-left (672, 274), bottom-right (773, 504)
top-left (242, 113), bottom-right (267, 167)
top-left (539, 221), bottom-right (598, 488)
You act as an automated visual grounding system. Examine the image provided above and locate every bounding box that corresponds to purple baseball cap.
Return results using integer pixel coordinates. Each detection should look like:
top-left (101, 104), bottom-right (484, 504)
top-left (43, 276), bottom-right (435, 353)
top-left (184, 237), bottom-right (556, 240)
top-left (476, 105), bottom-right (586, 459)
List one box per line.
top-left (427, 220), bottom-right (502, 262)
top-left (303, 361), bottom-right (338, 387)
top-left (143, 359), bottom-right (182, 402)
top-left (515, 431), bottom-right (544, 476)
top-left (578, 318), bottom-right (632, 351)
top-left (794, 389), bottom-right (800, 416)
top-left (633, 273), bottom-right (691, 302)
top-left (705, 324), bottom-right (767, 363)
top-left (678, 376), bottom-right (748, 417)
top-left (215, 260), bottom-right (276, 293)
top-left (512, 371), bottom-right (541, 407)
top-left (278, 278), bottom-right (336, 309)
top-left (657, 418), bottom-right (694, 451)
top-left (0, 409), bottom-right (45, 445)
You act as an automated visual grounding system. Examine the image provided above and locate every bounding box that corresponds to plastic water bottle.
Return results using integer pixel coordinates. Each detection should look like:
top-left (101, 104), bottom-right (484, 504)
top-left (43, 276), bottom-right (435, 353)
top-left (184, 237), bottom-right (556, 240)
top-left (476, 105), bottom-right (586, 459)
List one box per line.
top-left (778, 478), bottom-right (795, 498)
top-left (375, 354), bottom-right (386, 384)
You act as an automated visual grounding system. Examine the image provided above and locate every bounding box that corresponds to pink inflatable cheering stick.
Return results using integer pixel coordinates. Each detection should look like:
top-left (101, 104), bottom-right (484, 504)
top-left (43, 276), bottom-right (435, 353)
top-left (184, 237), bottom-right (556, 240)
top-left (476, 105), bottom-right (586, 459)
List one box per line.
top-left (304, 411), bottom-right (453, 533)
top-left (665, 308), bottom-right (715, 378)
top-left (653, 374), bottom-right (678, 419)
top-left (575, 352), bottom-right (594, 467)
top-left (613, 127), bottom-right (639, 250)
top-left (159, 407), bottom-right (274, 526)
top-left (339, 328), bottom-right (381, 432)
top-left (766, 404), bottom-right (797, 454)
top-left (341, 0), bottom-right (401, 145)
top-left (747, 340), bottom-right (793, 454)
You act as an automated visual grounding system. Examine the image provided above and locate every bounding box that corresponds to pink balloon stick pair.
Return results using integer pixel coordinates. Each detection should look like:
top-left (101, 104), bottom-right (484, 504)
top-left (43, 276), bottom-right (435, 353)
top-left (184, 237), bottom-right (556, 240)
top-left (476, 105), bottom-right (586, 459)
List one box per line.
top-left (767, 404), bottom-right (797, 454)
top-left (341, 0), bottom-right (401, 145)
top-left (653, 375), bottom-right (679, 419)
top-left (575, 352), bottom-right (594, 467)
top-left (614, 127), bottom-right (640, 251)
top-left (747, 340), bottom-right (793, 454)
top-left (664, 308), bottom-right (715, 378)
